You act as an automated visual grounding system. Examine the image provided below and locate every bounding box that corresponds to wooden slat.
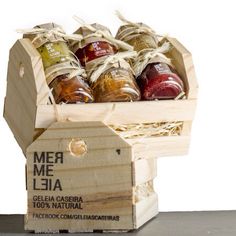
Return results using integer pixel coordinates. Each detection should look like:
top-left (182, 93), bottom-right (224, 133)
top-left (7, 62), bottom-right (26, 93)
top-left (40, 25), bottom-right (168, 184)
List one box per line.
top-left (33, 121), bottom-right (123, 140)
top-left (130, 135), bottom-right (190, 160)
top-left (35, 99), bottom-right (197, 128)
top-left (133, 158), bottom-right (157, 186)
top-left (27, 121), bottom-right (131, 153)
top-left (6, 80), bottom-right (36, 122)
top-left (181, 121), bottom-right (192, 135)
top-left (15, 39), bottom-right (49, 105)
top-left (4, 40), bottom-right (40, 153)
top-left (25, 214), bottom-right (134, 232)
top-left (28, 182), bottom-right (133, 196)
top-left (27, 136), bottom-right (131, 152)
top-left (26, 121), bottom-right (134, 232)
top-left (167, 37), bottom-right (198, 99)
top-left (4, 110), bottom-right (28, 152)
top-left (133, 193), bottom-right (158, 229)
top-left (27, 164), bottom-right (132, 188)
top-left (27, 196), bottom-right (132, 218)
top-left (27, 148), bottom-right (132, 168)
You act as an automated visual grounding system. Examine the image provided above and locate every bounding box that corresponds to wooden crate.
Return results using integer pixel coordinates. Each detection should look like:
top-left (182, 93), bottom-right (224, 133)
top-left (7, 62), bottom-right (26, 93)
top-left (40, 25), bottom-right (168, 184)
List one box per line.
top-left (3, 37), bottom-right (198, 233)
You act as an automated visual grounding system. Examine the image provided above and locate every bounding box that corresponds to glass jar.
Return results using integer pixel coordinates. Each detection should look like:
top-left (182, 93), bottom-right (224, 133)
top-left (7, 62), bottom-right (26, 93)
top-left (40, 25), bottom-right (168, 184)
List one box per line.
top-left (49, 74), bottom-right (94, 104)
top-left (73, 23), bottom-right (141, 102)
top-left (91, 67), bottom-right (140, 102)
top-left (116, 23), bottom-right (185, 100)
top-left (137, 62), bottom-right (184, 100)
top-left (24, 23), bottom-right (94, 104)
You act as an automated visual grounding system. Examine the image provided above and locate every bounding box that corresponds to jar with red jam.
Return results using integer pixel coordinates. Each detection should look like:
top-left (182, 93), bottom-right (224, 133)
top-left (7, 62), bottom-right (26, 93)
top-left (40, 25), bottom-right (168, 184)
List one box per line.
top-left (137, 62), bottom-right (184, 100)
top-left (23, 23), bottom-right (94, 104)
top-left (71, 23), bottom-right (140, 102)
top-left (116, 22), bottom-right (185, 100)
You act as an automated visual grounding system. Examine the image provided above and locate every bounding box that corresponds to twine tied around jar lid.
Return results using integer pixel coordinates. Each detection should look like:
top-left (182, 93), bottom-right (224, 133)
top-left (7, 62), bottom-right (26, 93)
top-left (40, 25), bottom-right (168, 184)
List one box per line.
top-left (115, 11), bottom-right (163, 44)
top-left (71, 16), bottom-right (138, 84)
top-left (44, 59), bottom-right (87, 85)
top-left (17, 23), bottom-right (83, 48)
top-left (133, 42), bottom-right (172, 77)
top-left (17, 23), bottom-right (87, 84)
top-left (88, 50), bottom-right (137, 84)
top-left (73, 15), bottom-right (134, 51)
top-left (115, 11), bottom-right (173, 77)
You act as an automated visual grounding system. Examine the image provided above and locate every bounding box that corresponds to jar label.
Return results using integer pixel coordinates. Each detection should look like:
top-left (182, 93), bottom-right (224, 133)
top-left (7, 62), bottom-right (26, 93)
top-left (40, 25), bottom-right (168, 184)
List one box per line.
top-left (76, 41), bottom-right (116, 66)
top-left (154, 63), bottom-right (172, 74)
top-left (45, 61), bottom-right (79, 85)
top-left (38, 42), bottom-right (73, 69)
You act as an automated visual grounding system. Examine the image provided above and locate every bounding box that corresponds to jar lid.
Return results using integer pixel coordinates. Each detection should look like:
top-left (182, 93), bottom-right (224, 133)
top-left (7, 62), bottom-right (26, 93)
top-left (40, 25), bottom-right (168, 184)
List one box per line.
top-left (23, 22), bottom-right (66, 48)
top-left (116, 23), bottom-right (158, 49)
top-left (71, 23), bottom-right (115, 52)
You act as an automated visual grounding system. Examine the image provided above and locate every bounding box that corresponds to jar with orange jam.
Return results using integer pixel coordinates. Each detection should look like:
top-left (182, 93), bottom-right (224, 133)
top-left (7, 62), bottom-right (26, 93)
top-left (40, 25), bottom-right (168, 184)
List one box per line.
top-left (71, 23), bottom-right (140, 102)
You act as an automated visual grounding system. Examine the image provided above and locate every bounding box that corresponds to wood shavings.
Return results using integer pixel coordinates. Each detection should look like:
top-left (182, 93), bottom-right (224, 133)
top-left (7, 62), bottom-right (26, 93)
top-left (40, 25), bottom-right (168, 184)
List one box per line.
top-left (134, 181), bottom-right (154, 203)
top-left (110, 121), bottom-right (183, 139)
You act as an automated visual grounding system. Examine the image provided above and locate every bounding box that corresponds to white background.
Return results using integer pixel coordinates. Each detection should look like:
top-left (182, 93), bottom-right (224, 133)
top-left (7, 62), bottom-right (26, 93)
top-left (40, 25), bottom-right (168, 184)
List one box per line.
top-left (0, 0), bottom-right (236, 214)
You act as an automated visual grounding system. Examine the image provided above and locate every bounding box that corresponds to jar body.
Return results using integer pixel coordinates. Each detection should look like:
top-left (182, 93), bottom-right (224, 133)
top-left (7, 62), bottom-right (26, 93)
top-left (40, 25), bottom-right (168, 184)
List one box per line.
top-left (49, 74), bottom-right (94, 104)
top-left (137, 63), bottom-right (184, 100)
top-left (37, 42), bottom-right (94, 104)
top-left (116, 25), bottom-right (185, 100)
top-left (76, 40), bottom-right (140, 102)
top-left (92, 68), bottom-right (140, 102)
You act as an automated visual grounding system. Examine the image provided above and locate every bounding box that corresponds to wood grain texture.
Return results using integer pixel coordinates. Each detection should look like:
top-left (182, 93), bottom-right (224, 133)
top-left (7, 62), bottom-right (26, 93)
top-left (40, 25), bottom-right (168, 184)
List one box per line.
top-left (26, 121), bottom-right (134, 232)
top-left (134, 193), bottom-right (159, 229)
top-left (4, 37), bottom-right (198, 232)
top-left (133, 158), bottom-right (157, 186)
top-left (3, 39), bottom-right (40, 154)
top-left (35, 99), bottom-right (197, 128)
top-left (167, 37), bottom-right (198, 99)
top-left (130, 135), bottom-right (191, 160)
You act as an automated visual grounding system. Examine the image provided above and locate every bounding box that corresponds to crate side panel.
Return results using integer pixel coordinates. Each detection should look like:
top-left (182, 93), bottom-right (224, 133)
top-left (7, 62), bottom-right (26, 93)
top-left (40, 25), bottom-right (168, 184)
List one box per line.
top-left (133, 193), bottom-right (159, 229)
top-left (36, 99), bottom-right (197, 128)
top-left (25, 121), bottom-right (134, 232)
top-left (16, 38), bottom-right (49, 105)
top-left (4, 39), bottom-right (40, 153)
top-left (181, 121), bottom-right (193, 135)
top-left (167, 37), bottom-right (198, 99)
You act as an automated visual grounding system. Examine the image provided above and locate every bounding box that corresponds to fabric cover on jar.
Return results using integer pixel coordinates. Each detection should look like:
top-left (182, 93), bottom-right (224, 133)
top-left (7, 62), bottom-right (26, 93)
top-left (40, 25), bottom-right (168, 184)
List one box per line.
top-left (70, 22), bottom-right (140, 102)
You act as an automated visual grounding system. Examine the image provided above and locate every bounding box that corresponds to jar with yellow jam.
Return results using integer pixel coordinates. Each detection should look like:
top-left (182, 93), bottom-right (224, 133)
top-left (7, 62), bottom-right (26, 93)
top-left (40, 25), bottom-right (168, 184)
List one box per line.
top-left (37, 41), bottom-right (73, 69)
